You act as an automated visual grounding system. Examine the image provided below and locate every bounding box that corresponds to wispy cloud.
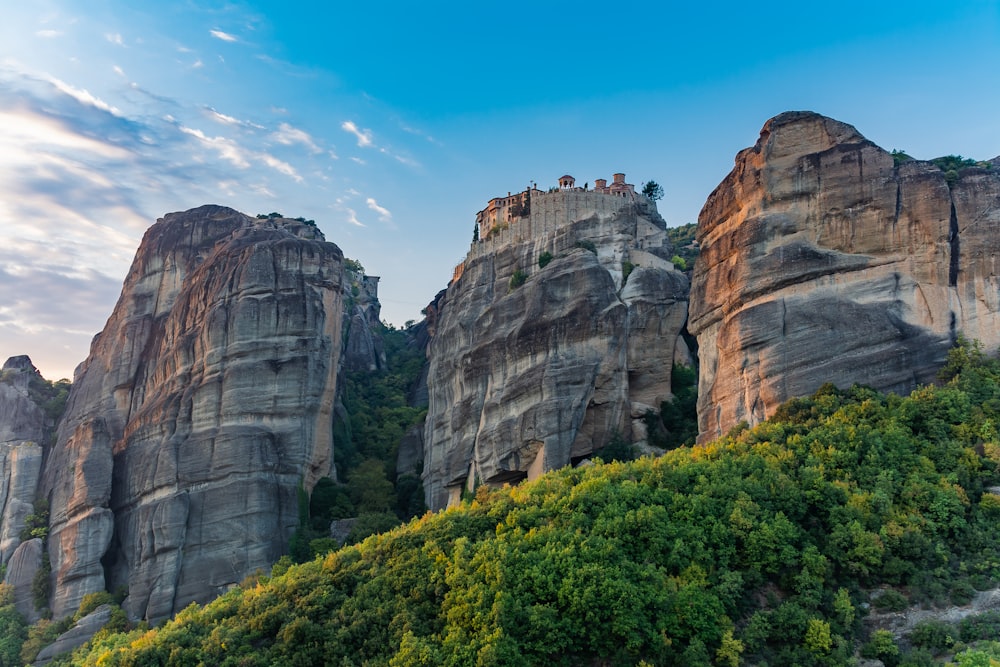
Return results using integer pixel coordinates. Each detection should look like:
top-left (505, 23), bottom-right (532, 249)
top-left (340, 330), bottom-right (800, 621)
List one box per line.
top-left (46, 75), bottom-right (122, 116)
top-left (178, 124), bottom-right (302, 181)
top-left (210, 29), bottom-right (238, 43)
top-left (366, 197), bottom-right (392, 222)
top-left (272, 122), bottom-right (322, 153)
top-left (105, 33), bottom-right (124, 46)
top-left (36, 30), bottom-right (63, 39)
top-left (205, 106), bottom-right (264, 129)
top-left (344, 207), bottom-right (365, 227)
top-left (341, 120), bottom-right (373, 148)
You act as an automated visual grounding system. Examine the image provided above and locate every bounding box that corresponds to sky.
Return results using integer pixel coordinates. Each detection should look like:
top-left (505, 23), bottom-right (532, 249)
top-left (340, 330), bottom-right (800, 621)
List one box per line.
top-left (1, 1), bottom-right (998, 381)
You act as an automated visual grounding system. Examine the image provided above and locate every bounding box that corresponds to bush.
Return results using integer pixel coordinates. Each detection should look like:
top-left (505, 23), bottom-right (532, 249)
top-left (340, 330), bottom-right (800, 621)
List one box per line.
top-left (960, 611), bottom-right (1000, 643)
top-left (622, 261), bottom-right (635, 282)
top-left (575, 240), bottom-right (597, 254)
top-left (908, 619), bottom-right (957, 650)
top-left (671, 254), bottom-right (687, 271)
top-left (538, 251), bottom-right (553, 269)
top-left (873, 589), bottom-right (909, 612)
top-left (509, 268), bottom-right (527, 290)
top-left (862, 630), bottom-right (900, 667)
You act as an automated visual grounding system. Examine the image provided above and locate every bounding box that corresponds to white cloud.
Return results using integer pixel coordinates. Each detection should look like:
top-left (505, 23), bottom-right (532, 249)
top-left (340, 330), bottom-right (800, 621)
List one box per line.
top-left (271, 122), bottom-right (321, 153)
top-left (179, 124), bottom-right (301, 181)
top-left (341, 120), bottom-right (373, 148)
top-left (366, 197), bottom-right (392, 221)
top-left (205, 107), bottom-right (264, 129)
top-left (113, 65), bottom-right (125, 77)
top-left (36, 30), bottom-right (63, 38)
top-left (46, 76), bottom-right (122, 116)
top-left (192, 59), bottom-right (204, 69)
top-left (0, 109), bottom-right (131, 159)
top-left (210, 29), bottom-right (238, 42)
top-left (178, 125), bottom-right (251, 168)
top-left (350, 156), bottom-right (366, 165)
top-left (260, 153), bottom-right (301, 182)
top-left (106, 33), bottom-right (124, 46)
top-left (344, 208), bottom-right (365, 227)
top-left (394, 154), bottom-right (421, 168)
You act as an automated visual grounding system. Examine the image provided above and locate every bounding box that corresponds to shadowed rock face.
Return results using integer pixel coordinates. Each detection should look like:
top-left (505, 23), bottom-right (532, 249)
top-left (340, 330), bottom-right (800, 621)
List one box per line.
top-left (40, 205), bottom-right (344, 622)
top-left (690, 111), bottom-right (1000, 441)
top-left (423, 202), bottom-right (689, 510)
top-left (0, 357), bottom-right (50, 567)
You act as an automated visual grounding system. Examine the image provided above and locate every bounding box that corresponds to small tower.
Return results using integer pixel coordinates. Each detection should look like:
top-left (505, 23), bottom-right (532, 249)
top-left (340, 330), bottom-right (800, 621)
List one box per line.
top-left (559, 174), bottom-right (576, 190)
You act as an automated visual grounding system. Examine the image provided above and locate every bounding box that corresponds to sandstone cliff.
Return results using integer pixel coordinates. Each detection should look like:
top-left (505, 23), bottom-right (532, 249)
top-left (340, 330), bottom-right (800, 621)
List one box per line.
top-left (423, 198), bottom-right (689, 509)
top-left (40, 205), bottom-right (344, 622)
top-left (689, 111), bottom-right (1000, 441)
top-left (0, 356), bottom-right (54, 566)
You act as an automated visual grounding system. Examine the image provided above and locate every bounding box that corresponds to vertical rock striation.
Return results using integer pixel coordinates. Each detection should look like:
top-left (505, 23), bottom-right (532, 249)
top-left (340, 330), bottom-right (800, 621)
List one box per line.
top-left (0, 357), bottom-right (51, 565)
top-left (40, 205), bottom-right (344, 622)
top-left (690, 111), bottom-right (1000, 441)
top-left (423, 199), bottom-right (689, 509)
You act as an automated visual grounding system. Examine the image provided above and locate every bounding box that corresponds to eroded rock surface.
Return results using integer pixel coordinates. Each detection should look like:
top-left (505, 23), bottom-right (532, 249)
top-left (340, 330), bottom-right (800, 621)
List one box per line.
top-left (40, 205), bottom-right (344, 622)
top-left (0, 357), bottom-right (51, 565)
top-left (690, 111), bottom-right (1000, 441)
top-left (423, 200), bottom-right (688, 509)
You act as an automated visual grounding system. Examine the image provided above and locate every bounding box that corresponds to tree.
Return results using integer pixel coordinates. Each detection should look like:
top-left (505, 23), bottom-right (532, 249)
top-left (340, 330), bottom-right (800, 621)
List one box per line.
top-left (642, 180), bottom-right (664, 201)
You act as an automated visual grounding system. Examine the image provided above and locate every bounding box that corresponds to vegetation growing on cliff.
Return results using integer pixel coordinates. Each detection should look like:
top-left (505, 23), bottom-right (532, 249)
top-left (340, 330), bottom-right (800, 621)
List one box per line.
top-left (66, 339), bottom-right (1000, 666)
top-left (666, 222), bottom-right (698, 271)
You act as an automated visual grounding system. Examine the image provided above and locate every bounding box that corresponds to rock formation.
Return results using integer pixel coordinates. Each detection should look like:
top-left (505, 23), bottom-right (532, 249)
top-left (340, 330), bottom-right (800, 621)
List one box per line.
top-left (0, 356), bottom-right (53, 567)
top-left (39, 205), bottom-right (344, 622)
top-left (423, 192), bottom-right (689, 509)
top-left (690, 111), bottom-right (1000, 441)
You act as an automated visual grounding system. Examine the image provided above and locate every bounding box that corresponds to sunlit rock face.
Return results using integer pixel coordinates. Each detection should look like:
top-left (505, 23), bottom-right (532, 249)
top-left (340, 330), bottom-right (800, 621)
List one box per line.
top-left (423, 200), bottom-right (689, 510)
top-left (689, 111), bottom-right (1000, 441)
top-left (41, 205), bottom-right (344, 622)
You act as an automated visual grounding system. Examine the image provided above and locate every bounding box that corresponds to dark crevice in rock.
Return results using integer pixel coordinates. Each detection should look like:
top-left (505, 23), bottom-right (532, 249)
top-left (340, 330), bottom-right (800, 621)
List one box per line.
top-left (948, 199), bottom-right (960, 287)
top-left (894, 182), bottom-right (902, 226)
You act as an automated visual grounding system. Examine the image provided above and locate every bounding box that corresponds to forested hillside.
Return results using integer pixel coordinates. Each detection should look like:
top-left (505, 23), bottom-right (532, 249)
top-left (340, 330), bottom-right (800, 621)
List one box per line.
top-left (44, 340), bottom-right (1000, 665)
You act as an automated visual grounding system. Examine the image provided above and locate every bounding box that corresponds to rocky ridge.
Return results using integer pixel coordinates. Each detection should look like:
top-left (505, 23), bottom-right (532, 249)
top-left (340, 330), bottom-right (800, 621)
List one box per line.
top-left (690, 111), bottom-right (1000, 440)
top-left (422, 196), bottom-right (689, 509)
top-left (39, 205), bottom-right (345, 622)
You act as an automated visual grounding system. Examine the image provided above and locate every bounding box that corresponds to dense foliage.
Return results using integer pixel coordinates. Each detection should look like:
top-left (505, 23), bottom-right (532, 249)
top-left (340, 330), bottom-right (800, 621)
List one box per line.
top-left (644, 363), bottom-right (699, 451)
top-left (665, 223), bottom-right (698, 272)
top-left (68, 339), bottom-right (1000, 666)
top-left (293, 320), bottom-right (428, 557)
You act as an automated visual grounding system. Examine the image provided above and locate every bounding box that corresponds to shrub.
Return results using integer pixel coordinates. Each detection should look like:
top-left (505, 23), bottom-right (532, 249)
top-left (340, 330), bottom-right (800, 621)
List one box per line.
top-left (862, 630), bottom-right (900, 667)
top-left (671, 254), bottom-right (687, 271)
top-left (908, 619), bottom-right (957, 650)
top-left (873, 589), bottom-right (909, 612)
top-left (538, 251), bottom-right (553, 269)
top-left (622, 261), bottom-right (634, 282)
top-left (960, 611), bottom-right (1000, 643)
top-left (509, 268), bottom-right (527, 290)
top-left (575, 240), bottom-right (597, 254)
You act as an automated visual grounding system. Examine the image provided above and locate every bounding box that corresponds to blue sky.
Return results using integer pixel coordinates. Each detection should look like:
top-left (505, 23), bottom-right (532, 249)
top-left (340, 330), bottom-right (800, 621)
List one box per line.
top-left (1, 1), bottom-right (998, 380)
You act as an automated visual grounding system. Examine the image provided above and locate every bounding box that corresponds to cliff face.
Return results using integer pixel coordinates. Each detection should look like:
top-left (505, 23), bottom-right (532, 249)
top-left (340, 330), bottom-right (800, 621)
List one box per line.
top-left (423, 199), bottom-right (689, 509)
top-left (40, 205), bottom-right (344, 622)
top-left (0, 357), bottom-right (52, 565)
top-left (690, 111), bottom-right (1000, 441)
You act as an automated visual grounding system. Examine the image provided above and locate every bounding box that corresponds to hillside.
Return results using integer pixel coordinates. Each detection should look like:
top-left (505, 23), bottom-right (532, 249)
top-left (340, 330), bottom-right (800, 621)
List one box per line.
top-left (56, 338), bottom-right (1000, 666)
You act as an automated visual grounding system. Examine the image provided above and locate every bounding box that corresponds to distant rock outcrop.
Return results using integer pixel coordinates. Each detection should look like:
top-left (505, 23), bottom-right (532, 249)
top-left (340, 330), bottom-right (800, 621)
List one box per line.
top-left (40, 205), bottom-right (345, 622)
top-left (690, 111), bottom-right (1000, 441)
top-left (423, 192), bottom-right (689, 509)
top-left (0, 356), bottom-right (51, 566)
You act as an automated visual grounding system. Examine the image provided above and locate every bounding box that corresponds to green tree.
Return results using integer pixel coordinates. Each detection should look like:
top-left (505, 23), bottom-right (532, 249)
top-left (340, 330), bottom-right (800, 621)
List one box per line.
top-left (641, 180), bottom-right (664, 201)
